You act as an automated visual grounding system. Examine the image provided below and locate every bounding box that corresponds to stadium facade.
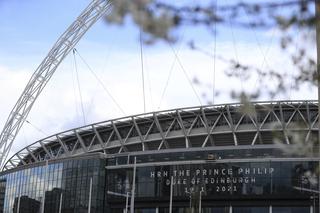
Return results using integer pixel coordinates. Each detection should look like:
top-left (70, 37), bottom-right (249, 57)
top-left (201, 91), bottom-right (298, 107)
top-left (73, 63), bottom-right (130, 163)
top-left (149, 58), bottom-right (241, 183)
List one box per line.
top-left (0, 100), bottom-right (319, 213)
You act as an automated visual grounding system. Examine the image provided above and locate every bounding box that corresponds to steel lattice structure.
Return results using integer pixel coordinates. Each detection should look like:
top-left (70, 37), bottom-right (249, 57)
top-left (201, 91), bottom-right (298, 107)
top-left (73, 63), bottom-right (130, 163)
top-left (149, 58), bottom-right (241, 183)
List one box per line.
top-left (3, 100), bottom-right (319, 171)
top-left (0, 0), bottom-right (111, 170)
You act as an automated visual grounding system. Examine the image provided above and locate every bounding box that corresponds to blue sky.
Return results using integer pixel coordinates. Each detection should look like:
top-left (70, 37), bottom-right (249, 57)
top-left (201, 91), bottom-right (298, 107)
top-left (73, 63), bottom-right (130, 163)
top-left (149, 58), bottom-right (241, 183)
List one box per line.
top-left (0, 0), bottom-right (317, 154)
top-left (0, 0), bottom-right (133, 67)
top-left (0, 0), bottom-right (274, 64)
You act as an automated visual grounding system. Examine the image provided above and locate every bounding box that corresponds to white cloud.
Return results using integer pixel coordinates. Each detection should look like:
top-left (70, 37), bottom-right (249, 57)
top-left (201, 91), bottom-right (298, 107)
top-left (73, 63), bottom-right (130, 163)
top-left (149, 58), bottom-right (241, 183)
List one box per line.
top-left (2, 38), bottom-right (318, 156)
top-left (0, 66), bottom-right (30, 127)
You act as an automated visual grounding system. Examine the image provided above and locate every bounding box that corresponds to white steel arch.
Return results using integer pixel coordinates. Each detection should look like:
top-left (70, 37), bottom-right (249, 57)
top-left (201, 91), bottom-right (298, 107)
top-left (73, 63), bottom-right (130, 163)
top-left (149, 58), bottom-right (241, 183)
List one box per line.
top-left (0, 0), bottom-right (111, 170)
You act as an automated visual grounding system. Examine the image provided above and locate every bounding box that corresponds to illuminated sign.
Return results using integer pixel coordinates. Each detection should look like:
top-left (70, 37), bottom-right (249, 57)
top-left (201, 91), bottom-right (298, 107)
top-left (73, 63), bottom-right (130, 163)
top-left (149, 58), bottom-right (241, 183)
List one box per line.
top-left (108, 161), bottom-right (318, 198)
top-left (150, 166), bottom-right (274, 193)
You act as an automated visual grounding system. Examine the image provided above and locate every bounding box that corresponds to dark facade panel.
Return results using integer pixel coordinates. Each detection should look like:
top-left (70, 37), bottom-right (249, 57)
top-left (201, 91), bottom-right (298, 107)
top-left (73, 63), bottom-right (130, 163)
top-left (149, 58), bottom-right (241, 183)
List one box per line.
top-left (0, 150), bottom-right (318, 213)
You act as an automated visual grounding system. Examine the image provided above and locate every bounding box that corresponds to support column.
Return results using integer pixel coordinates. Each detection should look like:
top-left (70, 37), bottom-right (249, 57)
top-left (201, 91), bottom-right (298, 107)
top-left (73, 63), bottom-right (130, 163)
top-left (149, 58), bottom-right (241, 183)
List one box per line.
top-left (169, 176), bottom-right (173, 213)
top-left (88, 177), bottom-right (93, 213)
top-left (41, 160), bottom-right (48, 213)
top-left (315, 1), bottom-right (320, 212)
top-left (130, 157), bottom-right (137, 213)
top-left (125, 192), bottom-right (129, 213)
top-left (58, 193), bottom-right (63, 213)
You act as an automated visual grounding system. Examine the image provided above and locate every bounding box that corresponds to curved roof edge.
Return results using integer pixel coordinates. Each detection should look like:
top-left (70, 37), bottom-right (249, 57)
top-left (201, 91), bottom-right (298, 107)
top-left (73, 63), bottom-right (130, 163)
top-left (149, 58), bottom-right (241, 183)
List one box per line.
top-left (4, 100), bottom-right (318, 171)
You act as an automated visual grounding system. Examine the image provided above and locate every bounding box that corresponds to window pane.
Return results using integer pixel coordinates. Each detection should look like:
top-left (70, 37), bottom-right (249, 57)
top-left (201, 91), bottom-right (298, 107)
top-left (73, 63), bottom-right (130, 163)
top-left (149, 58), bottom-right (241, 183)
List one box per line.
top-left (273, 207), bottom-right (309, 213)
top-left (202, 207), bottom-right (230, 213)
top-left (233, 207), bottom-right (269, 213)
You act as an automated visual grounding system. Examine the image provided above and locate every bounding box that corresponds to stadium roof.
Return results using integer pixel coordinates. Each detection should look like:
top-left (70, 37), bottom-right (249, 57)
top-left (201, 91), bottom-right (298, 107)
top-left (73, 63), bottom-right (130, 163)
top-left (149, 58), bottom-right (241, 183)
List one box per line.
top-left (4, 100), bottom-right (318, 171)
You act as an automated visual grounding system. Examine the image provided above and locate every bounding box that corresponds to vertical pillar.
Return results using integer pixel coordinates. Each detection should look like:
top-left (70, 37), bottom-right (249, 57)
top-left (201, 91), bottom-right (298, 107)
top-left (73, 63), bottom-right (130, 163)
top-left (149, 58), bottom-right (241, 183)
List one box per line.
top-left (169, 176), bottom-right (173, 213)
top-left (58, 193), bottom-right (63, 213)
top-left (269, 205), bottom-right (272, 213)
top-left (17, 175), bottom-right (22, 213)
top-left (315, 0), bottom-right (320, 212)
top-left (198, 191), bottom-right (202, 213)
top-left (41, 160), bottom-right (49, 213)
top-left (125, 192), bottom-right (129, 213)
top-left (130, 157), bottom-right (137, 213)
top-left (313, 195), bottom-right (316, 213)
top-left (17, 196), bottom-right (21, 213)
top-left (88, 177), bottom-right (93, 213)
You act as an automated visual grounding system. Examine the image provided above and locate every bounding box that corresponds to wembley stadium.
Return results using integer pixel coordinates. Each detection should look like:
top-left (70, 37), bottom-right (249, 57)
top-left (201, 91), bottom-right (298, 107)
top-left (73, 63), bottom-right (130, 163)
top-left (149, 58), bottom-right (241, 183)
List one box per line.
top-left (0, 1), bottom-right (319, 213)
top-left (0, 100), bottom-right (319, 213)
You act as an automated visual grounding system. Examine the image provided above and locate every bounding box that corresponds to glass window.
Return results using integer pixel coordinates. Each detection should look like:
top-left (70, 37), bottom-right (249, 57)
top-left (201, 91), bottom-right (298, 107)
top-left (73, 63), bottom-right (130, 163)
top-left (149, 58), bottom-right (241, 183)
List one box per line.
top-left (233, 207), bottom-right (269, 213)
top-left (135, 208), bottom-right (157, 213)
top-left (202, 207), bottom-right (230, 213)
top-left (273, 207), bottom-right (310, 213)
